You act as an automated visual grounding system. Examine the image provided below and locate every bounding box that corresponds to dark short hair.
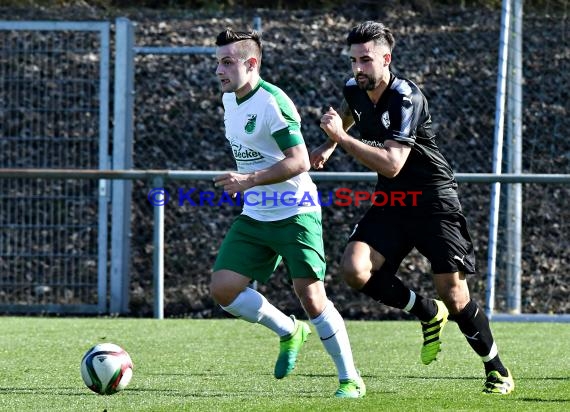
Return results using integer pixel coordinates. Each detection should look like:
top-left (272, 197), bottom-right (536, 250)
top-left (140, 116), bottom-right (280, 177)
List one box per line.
top-left (215, 28), bottom-right (262, 56)
top-left (346, 21), bottom-right (395, 51)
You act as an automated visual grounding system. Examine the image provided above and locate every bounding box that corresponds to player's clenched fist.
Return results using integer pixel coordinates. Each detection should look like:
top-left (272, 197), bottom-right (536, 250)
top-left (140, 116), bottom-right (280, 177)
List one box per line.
top-left (320, 107), bottom-right (345, 143)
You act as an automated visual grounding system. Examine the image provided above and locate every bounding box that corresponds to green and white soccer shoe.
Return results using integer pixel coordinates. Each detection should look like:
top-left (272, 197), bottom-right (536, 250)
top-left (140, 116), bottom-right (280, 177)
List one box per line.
top-left (274, 316), bottom-right (311, 379)
top-left (334, 374), bottom-right (366, 398)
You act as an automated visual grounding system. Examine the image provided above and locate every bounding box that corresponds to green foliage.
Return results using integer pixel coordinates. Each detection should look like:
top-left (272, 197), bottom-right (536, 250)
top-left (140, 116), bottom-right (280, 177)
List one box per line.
top-left (0, 317), bottom-right (568, 411)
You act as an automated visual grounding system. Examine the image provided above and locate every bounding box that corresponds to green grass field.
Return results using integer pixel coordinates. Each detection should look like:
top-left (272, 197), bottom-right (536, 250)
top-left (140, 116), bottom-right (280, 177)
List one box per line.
top-left (0, 317), bottom-right (568, 411)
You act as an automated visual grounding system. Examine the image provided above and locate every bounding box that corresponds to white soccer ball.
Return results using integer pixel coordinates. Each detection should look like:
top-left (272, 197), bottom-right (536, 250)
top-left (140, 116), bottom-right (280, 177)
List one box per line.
top-left (80, 343), bottom-right (133, 395)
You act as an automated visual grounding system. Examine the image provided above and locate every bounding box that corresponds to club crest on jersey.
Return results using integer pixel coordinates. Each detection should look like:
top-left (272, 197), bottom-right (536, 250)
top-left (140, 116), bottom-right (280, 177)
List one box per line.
top-left (244, 114), bottom-right (257, 134)
top-left (381, 111), bottom-right (390, 129)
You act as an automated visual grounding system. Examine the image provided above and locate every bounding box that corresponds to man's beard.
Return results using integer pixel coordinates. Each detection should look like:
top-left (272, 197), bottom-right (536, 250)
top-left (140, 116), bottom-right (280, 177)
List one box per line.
top-left (356, 74), bottom-right (376, 91)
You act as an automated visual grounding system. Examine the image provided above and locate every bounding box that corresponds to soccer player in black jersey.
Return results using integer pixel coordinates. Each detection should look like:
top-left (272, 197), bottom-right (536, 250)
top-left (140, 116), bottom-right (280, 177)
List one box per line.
top-left (311, 21), bottom-right (513, 394)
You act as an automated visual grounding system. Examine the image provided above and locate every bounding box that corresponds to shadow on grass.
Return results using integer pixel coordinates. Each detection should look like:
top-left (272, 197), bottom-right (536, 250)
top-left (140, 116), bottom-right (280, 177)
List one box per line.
top-left (127, 387), bottom-right (332, 398)
top-left (400, 374), bottom-right (482, 380)
top-left (519, 398), bottom-right (570, 403)
top-left (398, 375), bottom-right (569, 382)
top-left (0, 387), bottom-right (88, 396)
top-left (0, 386), bottom-right (295, 398)
top-left (144, 371), bottom-right (340, 378)
top-left (144, 371), bottom-right (228, 377)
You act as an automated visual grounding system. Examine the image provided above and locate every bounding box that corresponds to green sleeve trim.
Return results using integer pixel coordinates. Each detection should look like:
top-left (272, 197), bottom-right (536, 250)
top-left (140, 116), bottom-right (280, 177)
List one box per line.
top-left (259, 80), bottom-right (305, 151)
top-left (272, 127), bottom-right (304, 151)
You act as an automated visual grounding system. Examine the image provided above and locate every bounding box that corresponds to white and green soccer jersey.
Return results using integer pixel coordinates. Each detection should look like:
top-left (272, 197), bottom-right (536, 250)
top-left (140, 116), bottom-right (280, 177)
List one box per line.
top-left (222, 79), bottom-right (320, 221)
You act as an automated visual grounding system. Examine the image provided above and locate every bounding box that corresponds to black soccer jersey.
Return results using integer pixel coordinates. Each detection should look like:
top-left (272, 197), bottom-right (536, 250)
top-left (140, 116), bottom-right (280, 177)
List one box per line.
top-left (343, 73), bottom-right (457, 195)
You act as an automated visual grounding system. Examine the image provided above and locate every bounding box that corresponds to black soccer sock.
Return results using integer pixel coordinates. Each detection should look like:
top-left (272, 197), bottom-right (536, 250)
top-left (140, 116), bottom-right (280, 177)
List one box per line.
top-left (409, 294), bottom-right (438, 322)
top-left (359, 265), bottom-right (436, 321)
top-left (484, 355), bottom-right (507, 376)
top-left (449, 299), bottom-right (508, 376)
top-left (359, 264), bottom-right (407, 307)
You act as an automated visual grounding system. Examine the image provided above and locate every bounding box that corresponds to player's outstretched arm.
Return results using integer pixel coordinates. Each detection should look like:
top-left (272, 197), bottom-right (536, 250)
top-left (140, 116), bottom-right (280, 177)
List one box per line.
top-left (213, 144), bottom-right (310, 195)
top-left (311, 99), bottom-right (354, 169)
top-left (310, 139), bottom-right (337, 170)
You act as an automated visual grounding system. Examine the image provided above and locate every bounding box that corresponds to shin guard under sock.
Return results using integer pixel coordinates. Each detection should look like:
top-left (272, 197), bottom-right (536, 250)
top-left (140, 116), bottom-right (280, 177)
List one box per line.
top-left (359, 265), bottom-right (436, 320)
top-left (449, 299), bottom-right (507, 375)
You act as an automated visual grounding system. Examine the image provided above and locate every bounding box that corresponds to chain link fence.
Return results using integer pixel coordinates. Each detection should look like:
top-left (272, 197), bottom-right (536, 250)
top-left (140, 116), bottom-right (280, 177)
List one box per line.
top-left (0, 3), bottom-right (566, 317)
top-left (0, 22), bottom-right (110, 312)
top-left (127, 5), bottom-right (568, 317)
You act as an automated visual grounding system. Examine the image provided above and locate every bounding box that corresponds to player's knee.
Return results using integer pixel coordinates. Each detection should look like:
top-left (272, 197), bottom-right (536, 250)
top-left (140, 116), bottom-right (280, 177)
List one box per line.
top-left (208, 280), bottom-right (225, 305)
top-left (440, 294), bottom-right (470, 315)
top-left (434, 276), bottom-right (470, 314)
top-left (340, 261), bottom-right (369, 289)
top-left (209, 274), bottom-right (238, 307)
top-left (295, 283), bottom-right (327, 318)
top-left (299, 295), bottom-right (326, 318)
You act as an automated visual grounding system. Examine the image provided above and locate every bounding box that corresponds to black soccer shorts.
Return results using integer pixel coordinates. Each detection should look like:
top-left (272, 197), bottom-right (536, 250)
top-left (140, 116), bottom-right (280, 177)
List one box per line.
top-left (348, 195), bottom-right (477, 275)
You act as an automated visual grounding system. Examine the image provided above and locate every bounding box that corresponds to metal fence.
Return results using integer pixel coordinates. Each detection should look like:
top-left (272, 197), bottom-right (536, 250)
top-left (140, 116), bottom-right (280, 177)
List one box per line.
top-left (123, 5), bottom-right (568, 319)
top-left (0, 2), bottom-right (568, 319)
top-left (0, 21), bottom-right (110, 313)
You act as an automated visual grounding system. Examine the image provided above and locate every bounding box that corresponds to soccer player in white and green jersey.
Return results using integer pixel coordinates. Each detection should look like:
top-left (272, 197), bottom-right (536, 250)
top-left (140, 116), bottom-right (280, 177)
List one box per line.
top-left (210, 28), bottom-right (365, 398)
